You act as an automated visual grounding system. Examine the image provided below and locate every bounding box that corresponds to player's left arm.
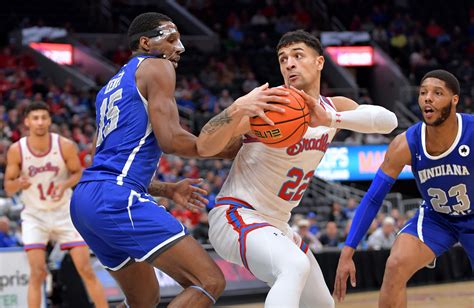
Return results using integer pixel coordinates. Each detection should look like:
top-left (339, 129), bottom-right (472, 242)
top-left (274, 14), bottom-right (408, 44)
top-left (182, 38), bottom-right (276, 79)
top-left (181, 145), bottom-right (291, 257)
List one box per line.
top-left (53, 137), bottom-right (83, 201)
top-left (292, 87), bottom-right (398, 134)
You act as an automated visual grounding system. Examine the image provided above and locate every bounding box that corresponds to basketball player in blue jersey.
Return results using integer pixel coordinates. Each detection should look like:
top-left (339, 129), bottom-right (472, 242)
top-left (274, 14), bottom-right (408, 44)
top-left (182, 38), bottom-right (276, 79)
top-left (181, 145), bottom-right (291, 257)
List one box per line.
top-left (334, 70), bottom-right (474, 307)
top-left (70, 12), bottom-right (290, 307)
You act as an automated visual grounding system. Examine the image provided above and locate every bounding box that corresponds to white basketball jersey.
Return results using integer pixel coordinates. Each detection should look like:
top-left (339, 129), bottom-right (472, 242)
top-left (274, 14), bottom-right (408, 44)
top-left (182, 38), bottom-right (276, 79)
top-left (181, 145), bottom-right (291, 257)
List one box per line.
top-left (218, 96), bottom-right (337, 222)
top-left (19, 133), bottom-right (72, 210)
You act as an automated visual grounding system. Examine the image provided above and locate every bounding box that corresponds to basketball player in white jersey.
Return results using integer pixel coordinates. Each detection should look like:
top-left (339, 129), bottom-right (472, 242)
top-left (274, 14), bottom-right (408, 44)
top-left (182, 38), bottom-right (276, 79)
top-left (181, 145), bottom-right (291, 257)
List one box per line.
top-left (4, 102), bottom-right (108, 308)
top-left (196, 30), bottom-right (398, 307)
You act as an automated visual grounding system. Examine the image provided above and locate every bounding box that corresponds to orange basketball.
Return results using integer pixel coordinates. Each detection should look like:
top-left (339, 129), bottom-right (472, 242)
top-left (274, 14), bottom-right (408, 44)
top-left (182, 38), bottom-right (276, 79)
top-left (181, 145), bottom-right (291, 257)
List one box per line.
top-left (249, 88), bottom-right (310, 148)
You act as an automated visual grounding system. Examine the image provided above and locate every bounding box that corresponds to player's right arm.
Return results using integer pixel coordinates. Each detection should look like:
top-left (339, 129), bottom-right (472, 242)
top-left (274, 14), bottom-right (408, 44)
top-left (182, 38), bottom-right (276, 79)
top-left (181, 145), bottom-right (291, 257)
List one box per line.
top-left (4, 143), bottom-right (31, 197)
top-left (333, 132), bottom-right (412, 302)
top-left (196, 83), bottom-right (289, 157)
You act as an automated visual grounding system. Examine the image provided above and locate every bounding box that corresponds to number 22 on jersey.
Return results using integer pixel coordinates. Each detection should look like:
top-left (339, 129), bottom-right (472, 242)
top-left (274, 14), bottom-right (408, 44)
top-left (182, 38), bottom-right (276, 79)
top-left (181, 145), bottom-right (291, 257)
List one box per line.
top-left (278, 167), bottom-right (314, 202)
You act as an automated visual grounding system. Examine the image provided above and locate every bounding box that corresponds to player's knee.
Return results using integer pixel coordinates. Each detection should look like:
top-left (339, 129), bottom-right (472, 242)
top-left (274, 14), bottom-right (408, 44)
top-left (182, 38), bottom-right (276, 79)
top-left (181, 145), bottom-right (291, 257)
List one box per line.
top-left (201, 269), bottom-right (226, 298)
top-left (29, 267), bottom-right (47, 284)
top-left (76, 263), bottom-right (96, 281)
top-left (385, 254), bottom-right (410, 281)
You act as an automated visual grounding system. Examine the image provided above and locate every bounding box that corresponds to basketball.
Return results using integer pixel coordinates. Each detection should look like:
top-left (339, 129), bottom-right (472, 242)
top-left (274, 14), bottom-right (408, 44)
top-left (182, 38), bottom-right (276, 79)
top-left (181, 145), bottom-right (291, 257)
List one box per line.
top-left (249, 87), bottom-right (310, 148)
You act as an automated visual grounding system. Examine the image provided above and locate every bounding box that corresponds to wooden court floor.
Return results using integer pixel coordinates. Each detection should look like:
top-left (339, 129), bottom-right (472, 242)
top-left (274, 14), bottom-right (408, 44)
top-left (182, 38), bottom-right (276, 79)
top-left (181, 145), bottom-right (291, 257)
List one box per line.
top-left (217, 280), bottom-right (474, 307)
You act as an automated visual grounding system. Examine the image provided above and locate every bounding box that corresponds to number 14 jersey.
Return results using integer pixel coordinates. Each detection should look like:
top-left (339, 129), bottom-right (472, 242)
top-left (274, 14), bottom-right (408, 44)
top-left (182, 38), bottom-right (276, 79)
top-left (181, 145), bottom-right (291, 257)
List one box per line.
top-left (19, 133), bottom-right (72, 210)
top-left (217, 96), bottom-right (337, 222)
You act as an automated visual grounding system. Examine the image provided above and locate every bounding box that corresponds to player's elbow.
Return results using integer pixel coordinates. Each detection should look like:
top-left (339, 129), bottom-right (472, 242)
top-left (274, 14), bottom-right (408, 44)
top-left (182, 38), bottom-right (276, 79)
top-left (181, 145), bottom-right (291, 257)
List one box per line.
top-left (196, 141), bottom-right (218, 157)
top-left (196, 137), bottom-right (219, 157)
top-left (374, 109), bottom-right (398, 134)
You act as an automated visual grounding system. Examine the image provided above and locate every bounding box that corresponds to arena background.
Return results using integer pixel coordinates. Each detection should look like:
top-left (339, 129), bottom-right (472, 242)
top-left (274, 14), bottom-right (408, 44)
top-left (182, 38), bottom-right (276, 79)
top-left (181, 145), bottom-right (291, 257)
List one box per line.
top-left (0, 0), bottom-right (472, 307)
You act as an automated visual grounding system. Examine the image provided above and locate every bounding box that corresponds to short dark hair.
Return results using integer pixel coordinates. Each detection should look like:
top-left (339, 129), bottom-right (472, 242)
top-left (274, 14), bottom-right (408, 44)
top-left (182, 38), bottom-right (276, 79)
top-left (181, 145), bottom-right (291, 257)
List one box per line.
top-left (127, 12), bottom-right (173, 51)
top-left (421, 70), bottom-right (460, 96)
top-left (276, 30), bottom-right (323, 56)
top-left (24, 101), bottom-right (50, 117)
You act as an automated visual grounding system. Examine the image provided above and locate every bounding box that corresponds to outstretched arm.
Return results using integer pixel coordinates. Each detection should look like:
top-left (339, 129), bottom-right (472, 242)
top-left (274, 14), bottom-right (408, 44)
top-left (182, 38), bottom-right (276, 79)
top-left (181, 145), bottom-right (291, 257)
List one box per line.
top-left (291, 88), bottom-right (398, 134)
top-left (333, 132), bottom-right (412, 301)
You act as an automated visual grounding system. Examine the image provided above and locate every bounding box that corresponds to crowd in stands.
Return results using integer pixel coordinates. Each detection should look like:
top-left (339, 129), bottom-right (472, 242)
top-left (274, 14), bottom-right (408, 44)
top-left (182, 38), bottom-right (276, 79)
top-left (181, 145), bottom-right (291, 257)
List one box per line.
top-left (2, 0), bottom-right (473, 251)
top-left (323, 0), bottom-right (473, 112)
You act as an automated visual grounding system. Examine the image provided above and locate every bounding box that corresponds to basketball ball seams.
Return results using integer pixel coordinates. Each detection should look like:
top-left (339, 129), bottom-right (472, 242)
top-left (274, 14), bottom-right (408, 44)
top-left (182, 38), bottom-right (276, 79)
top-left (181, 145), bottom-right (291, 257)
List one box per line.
top-left (266, 102), bottom-right (306, 111)
top-left (250, 112), bottom-right (310, 126)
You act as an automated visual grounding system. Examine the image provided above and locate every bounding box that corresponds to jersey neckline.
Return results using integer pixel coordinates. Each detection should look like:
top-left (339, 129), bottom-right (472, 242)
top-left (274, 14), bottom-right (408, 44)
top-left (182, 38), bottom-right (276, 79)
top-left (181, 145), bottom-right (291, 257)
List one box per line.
top-left (26, 133), bottom-right (52, 158)
top-left (421, 113), bottom-right (462, 160)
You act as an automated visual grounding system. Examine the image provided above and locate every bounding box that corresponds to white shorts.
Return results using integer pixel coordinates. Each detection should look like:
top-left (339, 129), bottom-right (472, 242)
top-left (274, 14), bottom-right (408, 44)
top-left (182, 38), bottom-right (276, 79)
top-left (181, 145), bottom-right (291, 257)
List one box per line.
top-left (208, 198), bottom-right (308, 270)
top-left (21, 204), bottom-right (86, 251)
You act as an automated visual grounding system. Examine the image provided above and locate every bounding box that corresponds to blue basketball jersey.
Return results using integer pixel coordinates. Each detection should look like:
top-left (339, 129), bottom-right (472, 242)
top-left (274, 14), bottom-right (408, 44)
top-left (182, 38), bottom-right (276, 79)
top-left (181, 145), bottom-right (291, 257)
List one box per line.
top-left (406, 113), bottom-right (474, 216)
top-left (80, 55), bottom-right (161, 192)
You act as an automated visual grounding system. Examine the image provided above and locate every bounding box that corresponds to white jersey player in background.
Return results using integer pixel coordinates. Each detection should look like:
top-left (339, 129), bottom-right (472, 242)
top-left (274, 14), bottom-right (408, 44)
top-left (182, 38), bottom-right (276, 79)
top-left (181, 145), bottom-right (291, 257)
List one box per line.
top-left (4, 102), bottom-right (107, 308)
top-left (196, 30), bottom-right (398, 307)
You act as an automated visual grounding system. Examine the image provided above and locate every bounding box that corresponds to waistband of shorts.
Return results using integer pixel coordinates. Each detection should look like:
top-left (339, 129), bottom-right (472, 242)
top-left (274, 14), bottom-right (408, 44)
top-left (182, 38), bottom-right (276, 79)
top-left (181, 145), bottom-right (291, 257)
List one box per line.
top-left (215, 197), bottom-right (255, 210)
top-left (78, 179), bottom-right (147, 193)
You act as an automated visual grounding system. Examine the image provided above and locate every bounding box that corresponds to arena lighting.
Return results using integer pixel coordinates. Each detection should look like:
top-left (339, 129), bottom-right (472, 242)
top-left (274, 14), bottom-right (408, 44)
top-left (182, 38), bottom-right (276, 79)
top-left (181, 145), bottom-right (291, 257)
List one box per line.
top-left (29, 42), bottom-right (73, 65)
top-left (326, 46), bottom-right (374, 67)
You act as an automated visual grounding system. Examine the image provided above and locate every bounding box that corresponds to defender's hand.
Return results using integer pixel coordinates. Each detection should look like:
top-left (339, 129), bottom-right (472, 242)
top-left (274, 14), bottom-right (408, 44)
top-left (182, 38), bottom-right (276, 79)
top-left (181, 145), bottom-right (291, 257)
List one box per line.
top-left (333, 246), bottom-right (357, 302)
top-left (172, 178), bottom-right (209, 212)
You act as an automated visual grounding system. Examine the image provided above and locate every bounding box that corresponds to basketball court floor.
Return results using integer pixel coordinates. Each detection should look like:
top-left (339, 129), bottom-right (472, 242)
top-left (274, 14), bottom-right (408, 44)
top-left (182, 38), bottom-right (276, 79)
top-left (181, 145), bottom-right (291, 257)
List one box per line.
top-left (216, 280), bottom-right (474, 307)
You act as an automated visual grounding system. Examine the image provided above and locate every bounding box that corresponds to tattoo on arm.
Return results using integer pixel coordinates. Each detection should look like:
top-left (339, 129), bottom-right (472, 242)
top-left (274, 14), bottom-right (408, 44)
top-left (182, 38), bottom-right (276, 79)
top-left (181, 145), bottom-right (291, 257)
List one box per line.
top-left (148, 181), bottom-right (172, 198)
top-left (201, 109), bottom-right (233, 134)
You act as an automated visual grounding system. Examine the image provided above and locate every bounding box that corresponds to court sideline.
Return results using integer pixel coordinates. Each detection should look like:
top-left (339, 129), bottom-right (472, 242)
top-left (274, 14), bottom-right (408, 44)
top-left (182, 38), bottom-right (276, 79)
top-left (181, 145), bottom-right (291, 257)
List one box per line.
top-left (216, 280), bottom-right (474, 307)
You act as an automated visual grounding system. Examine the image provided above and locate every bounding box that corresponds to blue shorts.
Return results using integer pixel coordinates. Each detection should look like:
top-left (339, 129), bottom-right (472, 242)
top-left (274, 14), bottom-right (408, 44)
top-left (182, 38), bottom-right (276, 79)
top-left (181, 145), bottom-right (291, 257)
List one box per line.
top-left (400, 206), bottom-right (474, 267)
top-left (70, 181), bottom-right (187, 271)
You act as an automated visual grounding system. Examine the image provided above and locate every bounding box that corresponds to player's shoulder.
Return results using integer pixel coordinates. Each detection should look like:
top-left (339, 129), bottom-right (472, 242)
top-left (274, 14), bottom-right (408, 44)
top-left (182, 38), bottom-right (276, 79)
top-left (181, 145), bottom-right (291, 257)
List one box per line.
top-left (460, 113), bottom-right (474, 124)
top-left (137, 57), bottom-right (174, 76)
top-left (6, 141), bottom-right (21, 161)
top-left (57, 135), bottom-right (78, 151)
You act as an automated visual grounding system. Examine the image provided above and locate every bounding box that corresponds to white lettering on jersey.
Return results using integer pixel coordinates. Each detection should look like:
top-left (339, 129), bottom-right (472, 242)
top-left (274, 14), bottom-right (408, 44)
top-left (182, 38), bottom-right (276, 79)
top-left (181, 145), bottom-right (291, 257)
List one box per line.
top-left (418, 164), bottom-right (470, 184)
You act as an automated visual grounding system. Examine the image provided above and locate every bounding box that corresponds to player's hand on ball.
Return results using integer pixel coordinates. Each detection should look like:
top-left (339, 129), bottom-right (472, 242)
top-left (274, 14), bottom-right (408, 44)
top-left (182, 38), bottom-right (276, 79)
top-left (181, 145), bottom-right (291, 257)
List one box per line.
top-left (18, 176), bottom-right (31, 190)
top-left (172, 178), bottom-right (209, 212)
top-left (232, 83), bottom-right (290, 126)
top-left (290, 86), bottom-right (332, 127)
top-left (333, 247), bottom-right (357, 302)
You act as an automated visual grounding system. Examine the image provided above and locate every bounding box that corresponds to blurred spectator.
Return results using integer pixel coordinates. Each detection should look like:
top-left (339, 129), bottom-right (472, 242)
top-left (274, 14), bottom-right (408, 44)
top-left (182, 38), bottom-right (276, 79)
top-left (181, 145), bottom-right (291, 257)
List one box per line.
top-left (306, 212), bottom-right (319, 236)
top-left (344, 198), bottom-right (358, 220)
top-left (367, 216), bottom-right (396, 250)
top-left (0, 216), bottom-right (19, 247)
top-left (319, 221), bottom-right (342, 247)
top-left (296, 219), bottom-right (322, 252)
top-left (328, 201), bottom-right (348, 227)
